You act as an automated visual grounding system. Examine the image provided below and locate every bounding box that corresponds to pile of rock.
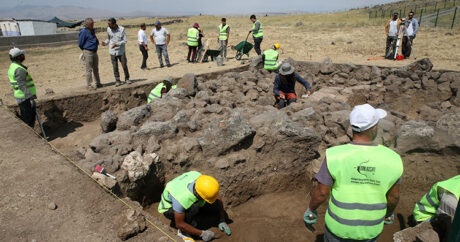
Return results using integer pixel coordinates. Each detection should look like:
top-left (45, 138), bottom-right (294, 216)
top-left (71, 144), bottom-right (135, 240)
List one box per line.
top-left (78, 58), bottom-right (459, 207)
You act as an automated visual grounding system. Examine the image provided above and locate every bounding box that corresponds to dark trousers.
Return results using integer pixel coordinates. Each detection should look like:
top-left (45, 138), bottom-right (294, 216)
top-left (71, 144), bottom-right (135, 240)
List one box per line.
top-left (139, 45), bottom-right (148, 69)
top-left (110, 53), bottom-right (130, 82)
top-left (18, 99), bottom-right (36, 127)
top-left (156, 44), bottom-right (170, 66)
top-left (324, 226), bottom-right (378, 242)
top-left (385, 36), bottom-right (397, 59)
top-left (253, 37), bottom-right (263, 55)
top-left (402, 36), bottom-right (415, 58)
top-left (278, 97), bottom-right (296, 109)
top-left (187, 46), bottom-right (197, 62)
top-left (163, 203), bottom-right (201, 228)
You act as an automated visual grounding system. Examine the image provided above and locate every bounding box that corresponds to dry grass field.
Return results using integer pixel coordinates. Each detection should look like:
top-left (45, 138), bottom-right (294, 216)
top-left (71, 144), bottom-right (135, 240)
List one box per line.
top-left (1, 10), bottom-right (459, 104)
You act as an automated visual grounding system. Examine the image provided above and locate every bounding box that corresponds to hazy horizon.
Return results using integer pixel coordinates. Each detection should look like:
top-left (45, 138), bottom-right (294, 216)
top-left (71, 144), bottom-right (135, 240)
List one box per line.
top-left (2, 0), bottom-right (400, 15)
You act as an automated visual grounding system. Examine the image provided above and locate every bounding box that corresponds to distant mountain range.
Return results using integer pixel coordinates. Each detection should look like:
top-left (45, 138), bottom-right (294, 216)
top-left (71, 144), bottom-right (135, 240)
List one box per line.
top-left (0, 5), bottom-right (158, 20)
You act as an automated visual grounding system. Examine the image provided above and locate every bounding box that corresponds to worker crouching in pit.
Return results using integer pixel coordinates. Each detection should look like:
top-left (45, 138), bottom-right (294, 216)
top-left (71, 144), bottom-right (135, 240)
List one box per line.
top-left (158, 171), bottom-right (231, 241)
top-left (273, 63), bottom-right (311, 109)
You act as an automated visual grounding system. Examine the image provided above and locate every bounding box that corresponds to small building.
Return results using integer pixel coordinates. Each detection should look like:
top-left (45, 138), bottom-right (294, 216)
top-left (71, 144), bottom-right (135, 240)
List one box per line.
top-left (0, 19), bottom-right (57, 37)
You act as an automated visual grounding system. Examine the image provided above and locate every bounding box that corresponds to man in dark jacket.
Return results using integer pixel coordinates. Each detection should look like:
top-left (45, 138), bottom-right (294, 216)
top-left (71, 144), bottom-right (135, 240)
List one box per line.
top-left (78, 17), bottom-right (102, 90)
top-left (273, 63), bottom-right (311, 109)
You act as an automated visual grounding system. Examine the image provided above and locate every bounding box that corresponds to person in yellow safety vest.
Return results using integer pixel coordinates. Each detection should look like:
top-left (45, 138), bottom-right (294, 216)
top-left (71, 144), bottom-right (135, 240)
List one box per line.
top-left (8, 47), bottom-right (37, 127)
top-left (147, 77), bottom-right (176, 103)
top-left (187, 23), bottom-right (201, 63)
top-left (248, 14), bottom-right (263, 55)
top-left (262, 43), bottom-right (280, 71)
top-left (413, 175), bottom-right (460, 223)
top-left (304, 104), bottom-right (403, 241)
top-left (158, 171), bottom-right (231, 241)
top-left (218, 18), bottom-right (230, 60)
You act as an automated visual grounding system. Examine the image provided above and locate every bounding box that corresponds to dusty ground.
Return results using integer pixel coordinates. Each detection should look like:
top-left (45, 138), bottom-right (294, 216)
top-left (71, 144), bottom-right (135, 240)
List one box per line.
top-left (0, 107), bottom-right (175, 241)
top-left (1, 13), bottom-right (459, 105)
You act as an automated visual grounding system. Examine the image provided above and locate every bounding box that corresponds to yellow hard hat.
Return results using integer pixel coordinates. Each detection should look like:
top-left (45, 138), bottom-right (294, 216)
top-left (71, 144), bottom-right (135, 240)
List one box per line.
top-left (195, 175), bottom-right (219, 204)
top-left (274, 43), bottom-right (280, 49)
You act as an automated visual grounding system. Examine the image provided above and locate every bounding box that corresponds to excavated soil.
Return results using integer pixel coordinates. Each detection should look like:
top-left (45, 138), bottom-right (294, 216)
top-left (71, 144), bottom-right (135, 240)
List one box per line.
top-left (27, 58), bottom-right (460, 241)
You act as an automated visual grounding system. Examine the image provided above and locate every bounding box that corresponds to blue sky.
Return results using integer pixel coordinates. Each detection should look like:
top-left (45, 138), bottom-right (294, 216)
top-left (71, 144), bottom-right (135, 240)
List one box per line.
top-left (4, 0), bottom-right (400, 14)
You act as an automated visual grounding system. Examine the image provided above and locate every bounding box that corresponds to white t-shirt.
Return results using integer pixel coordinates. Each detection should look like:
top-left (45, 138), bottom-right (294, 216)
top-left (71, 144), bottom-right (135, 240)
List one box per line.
top-left (150, 27), bottom-right (169, 45)
top-left (406, 21), bottom-right (414, 36)
top-left (138, 29), bottom-right (148, 45)
top-left (388, 20), bottom-right (398, 37)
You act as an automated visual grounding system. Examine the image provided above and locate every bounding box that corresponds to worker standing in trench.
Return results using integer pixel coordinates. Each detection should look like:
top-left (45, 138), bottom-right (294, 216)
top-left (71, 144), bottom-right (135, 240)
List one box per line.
top-left (304, 104), bottom-right (403, 241)
top-left (158, 171), bottom-right (231, 241)
top-left (8, 47), bottom-right (37, 128)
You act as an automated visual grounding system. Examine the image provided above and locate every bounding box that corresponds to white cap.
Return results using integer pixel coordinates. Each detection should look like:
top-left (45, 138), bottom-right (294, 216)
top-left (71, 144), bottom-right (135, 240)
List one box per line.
top-left (9, 47), bottom-right (26, 58)
top-left (350, 104), bottom-right (387, 132)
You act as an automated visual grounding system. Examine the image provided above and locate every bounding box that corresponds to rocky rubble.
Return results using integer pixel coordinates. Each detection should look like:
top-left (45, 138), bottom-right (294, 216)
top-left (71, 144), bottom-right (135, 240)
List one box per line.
top-left (78, 58), bottom-right (460, 208)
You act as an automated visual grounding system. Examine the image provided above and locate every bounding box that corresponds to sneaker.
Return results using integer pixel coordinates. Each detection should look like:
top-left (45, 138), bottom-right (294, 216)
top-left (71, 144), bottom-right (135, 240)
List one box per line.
top-left (167, 64), bottom-right (172, 67)
top-left (115, 81), bottom-right (122, 87)
top-left (125, 79), bottom-right (132, 84)
top-left (160, 64), bottom-right (165, 68)
top-left (96, 83), bottom-right (103, 88)
top-left (177, 230), bottom-right (194, 241)
top-left (86, 85), bottom-right (97, 90)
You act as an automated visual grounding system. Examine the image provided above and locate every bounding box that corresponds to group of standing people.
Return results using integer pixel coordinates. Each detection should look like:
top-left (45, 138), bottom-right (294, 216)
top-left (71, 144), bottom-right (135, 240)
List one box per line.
top-left (138, 20), bottom-right (171, 69)
top-left (385, 11), bottom-right (419, 59)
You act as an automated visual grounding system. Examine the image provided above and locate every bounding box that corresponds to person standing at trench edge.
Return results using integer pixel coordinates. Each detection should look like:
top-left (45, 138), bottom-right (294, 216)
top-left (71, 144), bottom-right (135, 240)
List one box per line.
top-left (304, 104), bottom-right (403, 241)
top-left (102, 17), bottom-right (131, 86)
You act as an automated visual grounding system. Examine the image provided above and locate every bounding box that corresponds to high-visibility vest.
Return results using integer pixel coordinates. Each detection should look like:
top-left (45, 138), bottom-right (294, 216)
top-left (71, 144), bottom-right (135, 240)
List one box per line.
top-left (413, 175), bottom-right (460, 222)
top-left (324, 144), bottom-right (403, 240)
top-left (158, 171), bottom-right (206, 214)
top-left (263, 49), bottom-right (279, 70)
top-left (187, 28), bottom-right (199, 47)
top-left (252, 20), bottom-right (263, 38)
top-left (8, 62), bottom-right (36, 99)
top-left (218, 24), bottom-right (229, 40)
top-left (147, 83), bottom-right (165, 103)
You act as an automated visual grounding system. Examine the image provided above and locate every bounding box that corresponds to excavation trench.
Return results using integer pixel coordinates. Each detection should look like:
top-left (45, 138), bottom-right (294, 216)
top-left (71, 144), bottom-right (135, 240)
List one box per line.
top-left (8, 59), bottom-right (460, 241)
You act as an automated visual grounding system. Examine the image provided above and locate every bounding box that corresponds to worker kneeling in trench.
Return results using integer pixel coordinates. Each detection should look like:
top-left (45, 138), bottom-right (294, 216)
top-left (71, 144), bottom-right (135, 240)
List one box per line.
top-left (158, 171), bottom-right (231, 241)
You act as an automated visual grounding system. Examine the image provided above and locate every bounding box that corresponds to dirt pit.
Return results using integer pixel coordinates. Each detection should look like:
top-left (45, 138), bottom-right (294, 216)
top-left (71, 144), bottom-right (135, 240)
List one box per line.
top-left (39, 58), bottom-right (460, 241)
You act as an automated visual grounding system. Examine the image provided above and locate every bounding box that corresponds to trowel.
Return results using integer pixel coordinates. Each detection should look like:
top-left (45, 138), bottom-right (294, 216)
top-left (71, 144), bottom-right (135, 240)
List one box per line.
top-left (95, 164), bottom-right (116, 179)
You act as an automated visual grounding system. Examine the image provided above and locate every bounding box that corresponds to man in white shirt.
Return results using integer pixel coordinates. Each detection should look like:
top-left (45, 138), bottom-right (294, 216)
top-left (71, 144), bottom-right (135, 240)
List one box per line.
top-left (102, 18), bottom-right (130, 86)
top-left (150, 20), bottom-right (171, 68)
top-left (138, 23), bottom-right (149, 70)
top-left (385, 13), bottom-right (401, 59)
top-left (402, 11), bottom-right (419, 58)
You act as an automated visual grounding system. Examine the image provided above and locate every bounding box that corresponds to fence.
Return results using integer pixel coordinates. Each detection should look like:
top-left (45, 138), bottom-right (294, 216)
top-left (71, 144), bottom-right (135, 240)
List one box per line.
top-left (368, 0), bottom-right (459, 29)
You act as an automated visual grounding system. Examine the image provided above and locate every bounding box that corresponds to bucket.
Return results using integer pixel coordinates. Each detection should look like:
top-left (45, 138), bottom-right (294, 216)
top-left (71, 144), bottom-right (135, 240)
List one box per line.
top-left (216, 56), bottom-right (224, 66)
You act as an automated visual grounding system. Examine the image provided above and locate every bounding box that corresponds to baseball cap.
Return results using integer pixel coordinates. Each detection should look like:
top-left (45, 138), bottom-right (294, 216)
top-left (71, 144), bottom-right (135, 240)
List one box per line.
top-left (155, 20), bottom-right (161, 26)
top-left (9, 47), bottom-right (26, 58)
top-left (350, 104), bottom-right (387, 132)
top-left (163, 77), bottom-right (173, 84)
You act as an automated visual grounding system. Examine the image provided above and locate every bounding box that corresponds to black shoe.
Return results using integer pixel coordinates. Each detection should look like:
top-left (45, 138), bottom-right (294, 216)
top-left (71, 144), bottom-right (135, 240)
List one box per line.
top-left (96, 83), bottom-right (103, 88)
top-left (167, 64), bottom-right (172, 67)
top-left (160, 64), bottom-right (165, 68)
top-left (115, 81), bottom-right (122, 87)
top-left (141, 67), bottom-right (147, 70)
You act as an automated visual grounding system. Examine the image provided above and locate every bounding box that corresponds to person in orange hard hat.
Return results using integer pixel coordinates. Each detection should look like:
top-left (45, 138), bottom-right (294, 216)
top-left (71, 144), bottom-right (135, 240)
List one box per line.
top-left (158, 171), bottom-right (231, 241)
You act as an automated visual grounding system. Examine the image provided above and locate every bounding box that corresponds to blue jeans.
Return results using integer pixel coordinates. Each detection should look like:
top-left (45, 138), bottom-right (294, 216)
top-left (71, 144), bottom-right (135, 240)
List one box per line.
top-left (155, 44), bottom-right (170, 66)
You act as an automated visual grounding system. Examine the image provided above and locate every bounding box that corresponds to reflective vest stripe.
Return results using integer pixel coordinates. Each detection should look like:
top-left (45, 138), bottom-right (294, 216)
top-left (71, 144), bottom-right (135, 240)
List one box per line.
top-left (324, 144), bottom-right (403, 239)
top-left (8, 62), bottom-right (36, 99)
top-left (252, 20), bottom-right (263, 37)
top-left (219, 24), bottom-right (229, 40)
top-left (413, 175), bottom-right (460, 222)
top-left (187, 28), bottom-right (199, 47)
top-left (158, 171), bottom-right (203, 214)
top-left (147, 83), bottom-right (165, 103)
top-left (263, 49), bottom-right (279, 70)
top-left (327, 207), bottom-right (385, 226)
top-left (331, 194), bottom-right (387, 211)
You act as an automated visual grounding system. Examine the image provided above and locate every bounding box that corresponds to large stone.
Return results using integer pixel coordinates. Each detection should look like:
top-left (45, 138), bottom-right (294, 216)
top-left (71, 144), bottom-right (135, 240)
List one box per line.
top-left (91, 172), bottom-right (119, 192)
top-left (116, 208), bottom-right (147, 240)
top-left (292, 107), bottom-right (320, 125)
top-left (374, 119), bottom-right (396, 147)
top-left (436, 113), bottom-right (460, 148)
top-left (121, 151), bottom-right (158, 182)
top-left (324, 110), bottom-right (350, 131)
top-left (396, 120), bottom-right (440, 153)
top-left (117, 105), bottom-right (151, 130)
top-left (405, 58), bottom-right (433, 72)
top-left (237, 70), bottom-right (258, 83)
top-left (319, 58), bottom-right (335, 74)
top-left (135, 121), bottom-right (177, 138)
top-left (178, 73), bottom-right (198, 96)
top-left (198, 112), bottom-right (256, 155)
top-left (89, 130), bottom-right (132, 153)
top-left (167, 87), bottom-right (189, 99)
top-left (417, 105), bottom-right (442, 122)
top-left (421, 76), bottom-right (437, 90)
top-left (437, 81), bottom-right (452, 101)
top-left (437, 72), bottom-right (459, 84)
top-left (249, 55), bottom-right (263, 68)
top-left (370, 66), bottom-right (382, 80)
top-left (100, 110), bottom-right (118, 133)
